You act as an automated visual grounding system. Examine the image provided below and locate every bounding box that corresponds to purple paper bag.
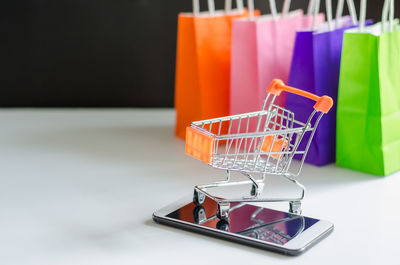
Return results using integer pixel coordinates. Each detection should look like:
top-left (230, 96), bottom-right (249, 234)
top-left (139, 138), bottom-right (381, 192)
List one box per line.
top-left (286, 16), bottom-right (372, 166)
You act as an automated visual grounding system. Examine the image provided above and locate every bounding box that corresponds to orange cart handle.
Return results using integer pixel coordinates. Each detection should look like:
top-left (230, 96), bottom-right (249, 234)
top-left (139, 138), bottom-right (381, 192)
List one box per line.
top-left (267, 79), bottom-right (333, 114)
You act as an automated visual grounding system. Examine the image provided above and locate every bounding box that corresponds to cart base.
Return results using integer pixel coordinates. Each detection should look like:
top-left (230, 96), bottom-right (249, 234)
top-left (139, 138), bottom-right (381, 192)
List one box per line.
top-left (193, 171), bottom-right (306, 220)
top-left (194, 188), bottom-right (303, 220)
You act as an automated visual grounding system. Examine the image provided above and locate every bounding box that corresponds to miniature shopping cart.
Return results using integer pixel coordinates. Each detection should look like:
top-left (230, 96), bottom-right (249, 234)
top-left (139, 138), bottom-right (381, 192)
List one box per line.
top-left (185, 79), bottom-right (333, 220)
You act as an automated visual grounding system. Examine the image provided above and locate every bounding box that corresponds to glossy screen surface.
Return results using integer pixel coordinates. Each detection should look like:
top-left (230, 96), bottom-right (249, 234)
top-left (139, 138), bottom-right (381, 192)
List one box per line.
top-left (167, 197), bottom-right (319, 245)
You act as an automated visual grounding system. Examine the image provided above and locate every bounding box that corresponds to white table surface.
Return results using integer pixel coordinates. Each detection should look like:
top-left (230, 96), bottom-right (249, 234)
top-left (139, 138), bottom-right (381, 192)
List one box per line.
top-left (1, 109), bottom-right (399, 265)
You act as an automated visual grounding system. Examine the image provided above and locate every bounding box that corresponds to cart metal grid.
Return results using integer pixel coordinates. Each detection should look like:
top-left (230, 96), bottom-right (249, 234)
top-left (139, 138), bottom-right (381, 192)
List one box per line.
top-left (186, 79), bottom-right (333, 219)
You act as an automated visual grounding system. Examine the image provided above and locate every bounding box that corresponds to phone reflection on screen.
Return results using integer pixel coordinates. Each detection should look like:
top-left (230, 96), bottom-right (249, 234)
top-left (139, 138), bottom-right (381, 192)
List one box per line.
top-left (167, 196), bottom-right (318, 245)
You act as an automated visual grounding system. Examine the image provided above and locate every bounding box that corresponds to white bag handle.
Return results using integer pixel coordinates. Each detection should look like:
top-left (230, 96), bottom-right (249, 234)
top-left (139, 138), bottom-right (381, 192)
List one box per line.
top-left (381, 0), bottom-right (395, 33)
top-left (359, 0), bottom-right (394, 33)
top-left (225, 0), bottom-right (244, 13)
top-left (248, 0), bottom-right (255, 19)
top-left (249, 0), bottom-right (312, 20)
top-left (312, 0), bottom-right (321, 29)
top-left (193, 0), bottom-right (215, 16)
top-left (311, 0), bottom-right (333, 30)
top-left (238, 0), bottom-right (244, 12)
top-left (358, 0), bottom-right (366, 31)
top-left (269, 0), bottom-right (278, 18)
top-left (311, 0), bottom-right (357, 30)
top-left (268, 0), bottom-right (291, 19)
top-left (282, 0), bottom-right (291, 17)
top-left (307, 0), bottom-right (316, 16)
top-left (326, 0), bottom-right (334, 30)
top-left (390, 0), bottom-right (395, 30)
top-left (335, 0), bottom-right (358, 26)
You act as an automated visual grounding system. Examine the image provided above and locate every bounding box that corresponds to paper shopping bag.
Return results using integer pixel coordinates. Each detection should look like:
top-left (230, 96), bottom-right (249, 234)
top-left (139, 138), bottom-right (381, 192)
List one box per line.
top-left (175, 0), bottom-right (250, 139)
top-left (336, 0), bottom-right (400, 176)
top-left (230, 0), bottom-right (324, 122)
top-left (286, 0), bottom-right (371, 166)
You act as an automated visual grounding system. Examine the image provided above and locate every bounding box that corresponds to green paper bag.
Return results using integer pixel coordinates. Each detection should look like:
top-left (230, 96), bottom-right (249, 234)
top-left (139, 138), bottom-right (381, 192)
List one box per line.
top-left (337, 0), bottom-right (400, 176)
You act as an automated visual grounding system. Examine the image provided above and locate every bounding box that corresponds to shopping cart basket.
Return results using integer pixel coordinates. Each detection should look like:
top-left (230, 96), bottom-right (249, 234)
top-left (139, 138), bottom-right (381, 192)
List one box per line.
top-left (185, 79), bottom-right (333, 219)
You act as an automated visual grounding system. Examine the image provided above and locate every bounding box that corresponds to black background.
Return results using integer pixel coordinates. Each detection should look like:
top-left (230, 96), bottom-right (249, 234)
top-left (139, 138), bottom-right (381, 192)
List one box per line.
top-left (1, 0), bottom-right (397, 107)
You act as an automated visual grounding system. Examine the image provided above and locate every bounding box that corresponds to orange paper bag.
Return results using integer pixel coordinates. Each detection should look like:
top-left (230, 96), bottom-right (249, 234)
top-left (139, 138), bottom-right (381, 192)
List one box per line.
top-left (175, 0), bottom-right (252, 139)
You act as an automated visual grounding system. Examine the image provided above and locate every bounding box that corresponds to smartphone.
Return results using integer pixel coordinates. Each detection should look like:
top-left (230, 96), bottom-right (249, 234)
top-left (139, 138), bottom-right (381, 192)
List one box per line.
top-left (153, 196), bottom-right (333, 256)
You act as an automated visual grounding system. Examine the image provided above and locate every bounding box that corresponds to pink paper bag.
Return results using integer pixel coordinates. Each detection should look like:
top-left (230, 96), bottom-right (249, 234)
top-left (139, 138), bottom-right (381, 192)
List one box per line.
top-left (230, 0), bottom-right (324, 118)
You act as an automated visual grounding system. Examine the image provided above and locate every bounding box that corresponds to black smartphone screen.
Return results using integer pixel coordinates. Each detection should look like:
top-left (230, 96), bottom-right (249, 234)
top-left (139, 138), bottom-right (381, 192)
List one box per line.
top-left (166, 196), bottom-right (319, 246)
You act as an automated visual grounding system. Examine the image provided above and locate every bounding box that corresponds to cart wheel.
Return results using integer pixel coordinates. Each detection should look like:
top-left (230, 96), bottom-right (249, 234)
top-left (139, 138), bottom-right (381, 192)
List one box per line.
top-left (250, 184), bottom-right (257, 196)
top-left (193, 206), bottom-right (206, 224)
top-left (216, 202), bottom-right (230, 220)
top-left (216, 220), bottom-right (230, 232)
top-left (193, 189), bottom-right (206, 205)
top-left (250, 183), bottom-right (264, 197)
top-left (289, 201), bottom-right (302, 215)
